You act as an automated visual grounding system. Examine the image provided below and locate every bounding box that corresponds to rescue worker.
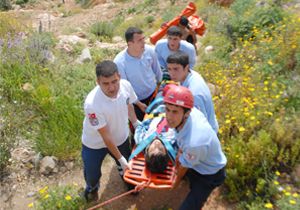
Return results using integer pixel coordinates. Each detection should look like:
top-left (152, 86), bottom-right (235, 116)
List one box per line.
top-left (164, 85), bottom-right (227, 210)
top-left (178, 16), bottom-right (197, 50)
top-left (154, 26), bottom-right (196, 70)
top-left (114, 27), bottom-right (162, 121)
top-left (167, 51), bottom-right (219, 133)
top-left (81, 60), bottom-right (139, 202)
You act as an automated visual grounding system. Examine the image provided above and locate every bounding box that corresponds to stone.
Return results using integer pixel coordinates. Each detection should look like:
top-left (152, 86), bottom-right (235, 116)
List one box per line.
top-left (204, 45), bottom-right (214, 54)
top-left (77, 48), bottom-right (92, 63)
top-left (39, 156), bottom-right (56, 175)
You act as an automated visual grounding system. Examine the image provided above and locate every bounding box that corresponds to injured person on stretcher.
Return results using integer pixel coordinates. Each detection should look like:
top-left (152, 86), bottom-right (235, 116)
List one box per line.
top-left (128, 83), bottom-right (179, 173)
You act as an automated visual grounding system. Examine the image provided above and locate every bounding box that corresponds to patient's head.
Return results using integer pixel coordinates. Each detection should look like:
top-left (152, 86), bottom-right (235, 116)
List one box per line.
top-left (145, 138), bottom-right (170, 173)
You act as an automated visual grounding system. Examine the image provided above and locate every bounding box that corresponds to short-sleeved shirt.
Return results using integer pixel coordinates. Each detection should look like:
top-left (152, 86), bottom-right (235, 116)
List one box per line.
top-left (176, 108), bottom-right (227, 175)
top-left (114, 45), bottom-right (162, 100)
top-left (154, 39), bottom-right (196, 69)
top-left (182, 70), bottom-right (219, 133)
top-left (82, 79), bottom-right (137, 149)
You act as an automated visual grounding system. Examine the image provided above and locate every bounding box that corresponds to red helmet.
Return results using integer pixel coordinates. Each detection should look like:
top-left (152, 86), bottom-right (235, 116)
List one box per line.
top-left (164, 86), bottom-right (194, 109)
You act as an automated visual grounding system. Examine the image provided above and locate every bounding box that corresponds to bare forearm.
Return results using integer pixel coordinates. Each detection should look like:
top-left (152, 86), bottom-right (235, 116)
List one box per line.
top-left (102, 137), bottom-right (122, 160)
top-left (128, 104), bottom-right (137, 124)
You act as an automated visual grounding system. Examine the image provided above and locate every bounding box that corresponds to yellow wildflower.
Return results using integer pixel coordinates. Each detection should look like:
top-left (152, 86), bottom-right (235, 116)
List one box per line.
top-left (275, 171), bottom-right (280, 176)
top-left (264, 87), bottom-right (268, 91)
top-left (65, 195), bottom-right (72, 200)
top-left (268, 60), bottom-right (273, 66)
top-left (43, 194), bottom-right (50, 199)
top-left (239, 127), bottom-right (245, 132)
top-left (250, 116), bottom-right (256, 120)
top-left (293, 193), bottom-right (298, 198)
top-left (273, 181), bottom-right (279, 185)
top-left (264, 81), bottom-right (269, 85)
top-left (39, 186), bottom-right (48, 195)
top-left (285, 192), bottom-right (291, 196)
top-left (289, 200), bottom-right (296, 205)
top-left (264, 203), bottom-right (273, 209)
top-left (28, 203), bottom-right (34, 208)
top-left (225, 119), bottom-right (231, 124)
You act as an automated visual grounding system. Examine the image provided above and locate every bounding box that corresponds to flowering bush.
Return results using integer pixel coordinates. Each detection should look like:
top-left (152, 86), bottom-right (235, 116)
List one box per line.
top-left (29, 185), bottom-right (86, 210)
top-left (197, 0), bottom-right (300, 202)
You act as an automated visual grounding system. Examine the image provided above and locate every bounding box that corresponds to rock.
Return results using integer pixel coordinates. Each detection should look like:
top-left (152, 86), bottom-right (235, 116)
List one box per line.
top-left (42, 50), bottom-right (55, 63)
top-left (27, 192), bottom-right (36, 198)
top-left (77, 32), bottom-right (87, 38)
top-left (77, 48), bottom-right (92, 63)
top-left (33, 13), bottom-right (57, 32)
top-left (112, 36), bottom-right (123, 43)
top-left (30, 152), bottom-right (42, 169)
top-left (204, 45), bottom-right (214, 54)
top-left (22, 83), bottom-right (34, 92)
top-left (64, 161), bottom-right (74, 170)
top-left (39, 156), bottom-right (56, 175)
top-left (95, 41), bottom-right (127, 50)
top-left (12, 4), bottom-right (21, 10)
top-left (57, 35), bottom-right (89, 46)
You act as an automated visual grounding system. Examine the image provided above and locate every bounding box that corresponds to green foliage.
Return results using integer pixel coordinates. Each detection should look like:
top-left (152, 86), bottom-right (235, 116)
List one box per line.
top-left (0, 0), bottom-right (11, 11)
top-left (33, 185), bottom-right (86, 210)
top-left (16, 0), bottom-right (29, 5)
top-left (197, 0), bottom-right (300, 203)
top-left (34, 95), bottom-right (82, 159)
top-left (90, 48), bottom-right (120, 64)
top-left (227, 0), bottom-right (284, 43)
top-left (90, 21), bottom-right (114, 40)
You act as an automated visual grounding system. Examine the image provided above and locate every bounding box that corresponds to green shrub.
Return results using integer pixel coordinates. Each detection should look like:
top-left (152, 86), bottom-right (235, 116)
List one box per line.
top-left (16, 0), bottom-right (29, 5)
top-left (34, 95), bottom-right (82, 159)
top-left (227, 0), bottom-right (284, 43)
top-left (0, 0), bottom-right (11, 11)
top-left (90, 21), bottom-right (114, 40)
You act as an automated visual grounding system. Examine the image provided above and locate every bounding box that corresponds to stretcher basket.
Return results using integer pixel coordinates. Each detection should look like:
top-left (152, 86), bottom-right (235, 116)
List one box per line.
top-left (123, 150), bottom-right (177, 189)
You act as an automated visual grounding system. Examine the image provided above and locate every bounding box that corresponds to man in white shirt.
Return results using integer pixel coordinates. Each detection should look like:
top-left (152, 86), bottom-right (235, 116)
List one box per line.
top-left (81, 60), bottom-right (139, 202)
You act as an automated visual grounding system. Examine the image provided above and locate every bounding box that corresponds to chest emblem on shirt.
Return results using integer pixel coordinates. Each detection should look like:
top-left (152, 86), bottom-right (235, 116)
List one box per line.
top-left (186, 153), bottom-right (195, 160)
top-left (88, 113), bottom-right (99, 126)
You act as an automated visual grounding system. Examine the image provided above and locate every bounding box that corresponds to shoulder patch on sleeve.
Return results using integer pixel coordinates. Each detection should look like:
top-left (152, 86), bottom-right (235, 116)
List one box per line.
top-left (185, 153), bottom-right (196, 161)
top-left (88, 113), bottom-right (99, 126)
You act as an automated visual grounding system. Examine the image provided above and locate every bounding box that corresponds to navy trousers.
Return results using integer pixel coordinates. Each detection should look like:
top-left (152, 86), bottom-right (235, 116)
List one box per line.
top-left (179, 167), bottom-right (226, 210)
top-left (81, 138), bottom-right (131, 194)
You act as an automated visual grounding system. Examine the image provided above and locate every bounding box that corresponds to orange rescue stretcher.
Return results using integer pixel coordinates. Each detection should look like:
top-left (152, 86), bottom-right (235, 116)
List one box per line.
top-left (149, 2), bottom-right (206, 45)
top-left (124, 150), bottom-right (177, 189)
top-left (124, 112), bottom-right (177, 189)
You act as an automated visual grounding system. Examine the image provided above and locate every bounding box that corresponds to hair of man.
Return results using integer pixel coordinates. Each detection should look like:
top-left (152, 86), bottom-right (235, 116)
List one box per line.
top-left (179, 16), bottom-right (189, 28)
top-left (125, 27), bottom-right (144, 43)
top-left (96, 60), bottom-right (119, 78)
top-left (145, 141), bottom-right (170, 173)
top-left (166, 51), bottom-right (189, 68)
top-left (167, 26), bottom-right (183, 37)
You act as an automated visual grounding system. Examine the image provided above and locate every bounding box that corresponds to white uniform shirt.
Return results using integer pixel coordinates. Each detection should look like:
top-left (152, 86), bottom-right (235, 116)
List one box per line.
top-left (82, 79), bottom-right (137, 149)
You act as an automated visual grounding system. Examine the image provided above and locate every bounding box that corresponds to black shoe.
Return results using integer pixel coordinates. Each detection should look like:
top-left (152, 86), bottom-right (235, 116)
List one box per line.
top-left (80, 190), bottom-right (99, 202)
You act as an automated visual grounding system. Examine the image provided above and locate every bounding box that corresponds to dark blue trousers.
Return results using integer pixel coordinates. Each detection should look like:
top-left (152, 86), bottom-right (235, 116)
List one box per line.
top-left (81, 138), bottom-right (131, 194)
top-left (179, 167), bottom-right (226, 210)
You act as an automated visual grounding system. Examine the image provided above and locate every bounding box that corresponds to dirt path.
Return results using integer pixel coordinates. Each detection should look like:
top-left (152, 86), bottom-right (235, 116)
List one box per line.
top-left (1, 154), bottom-right (227, 210)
